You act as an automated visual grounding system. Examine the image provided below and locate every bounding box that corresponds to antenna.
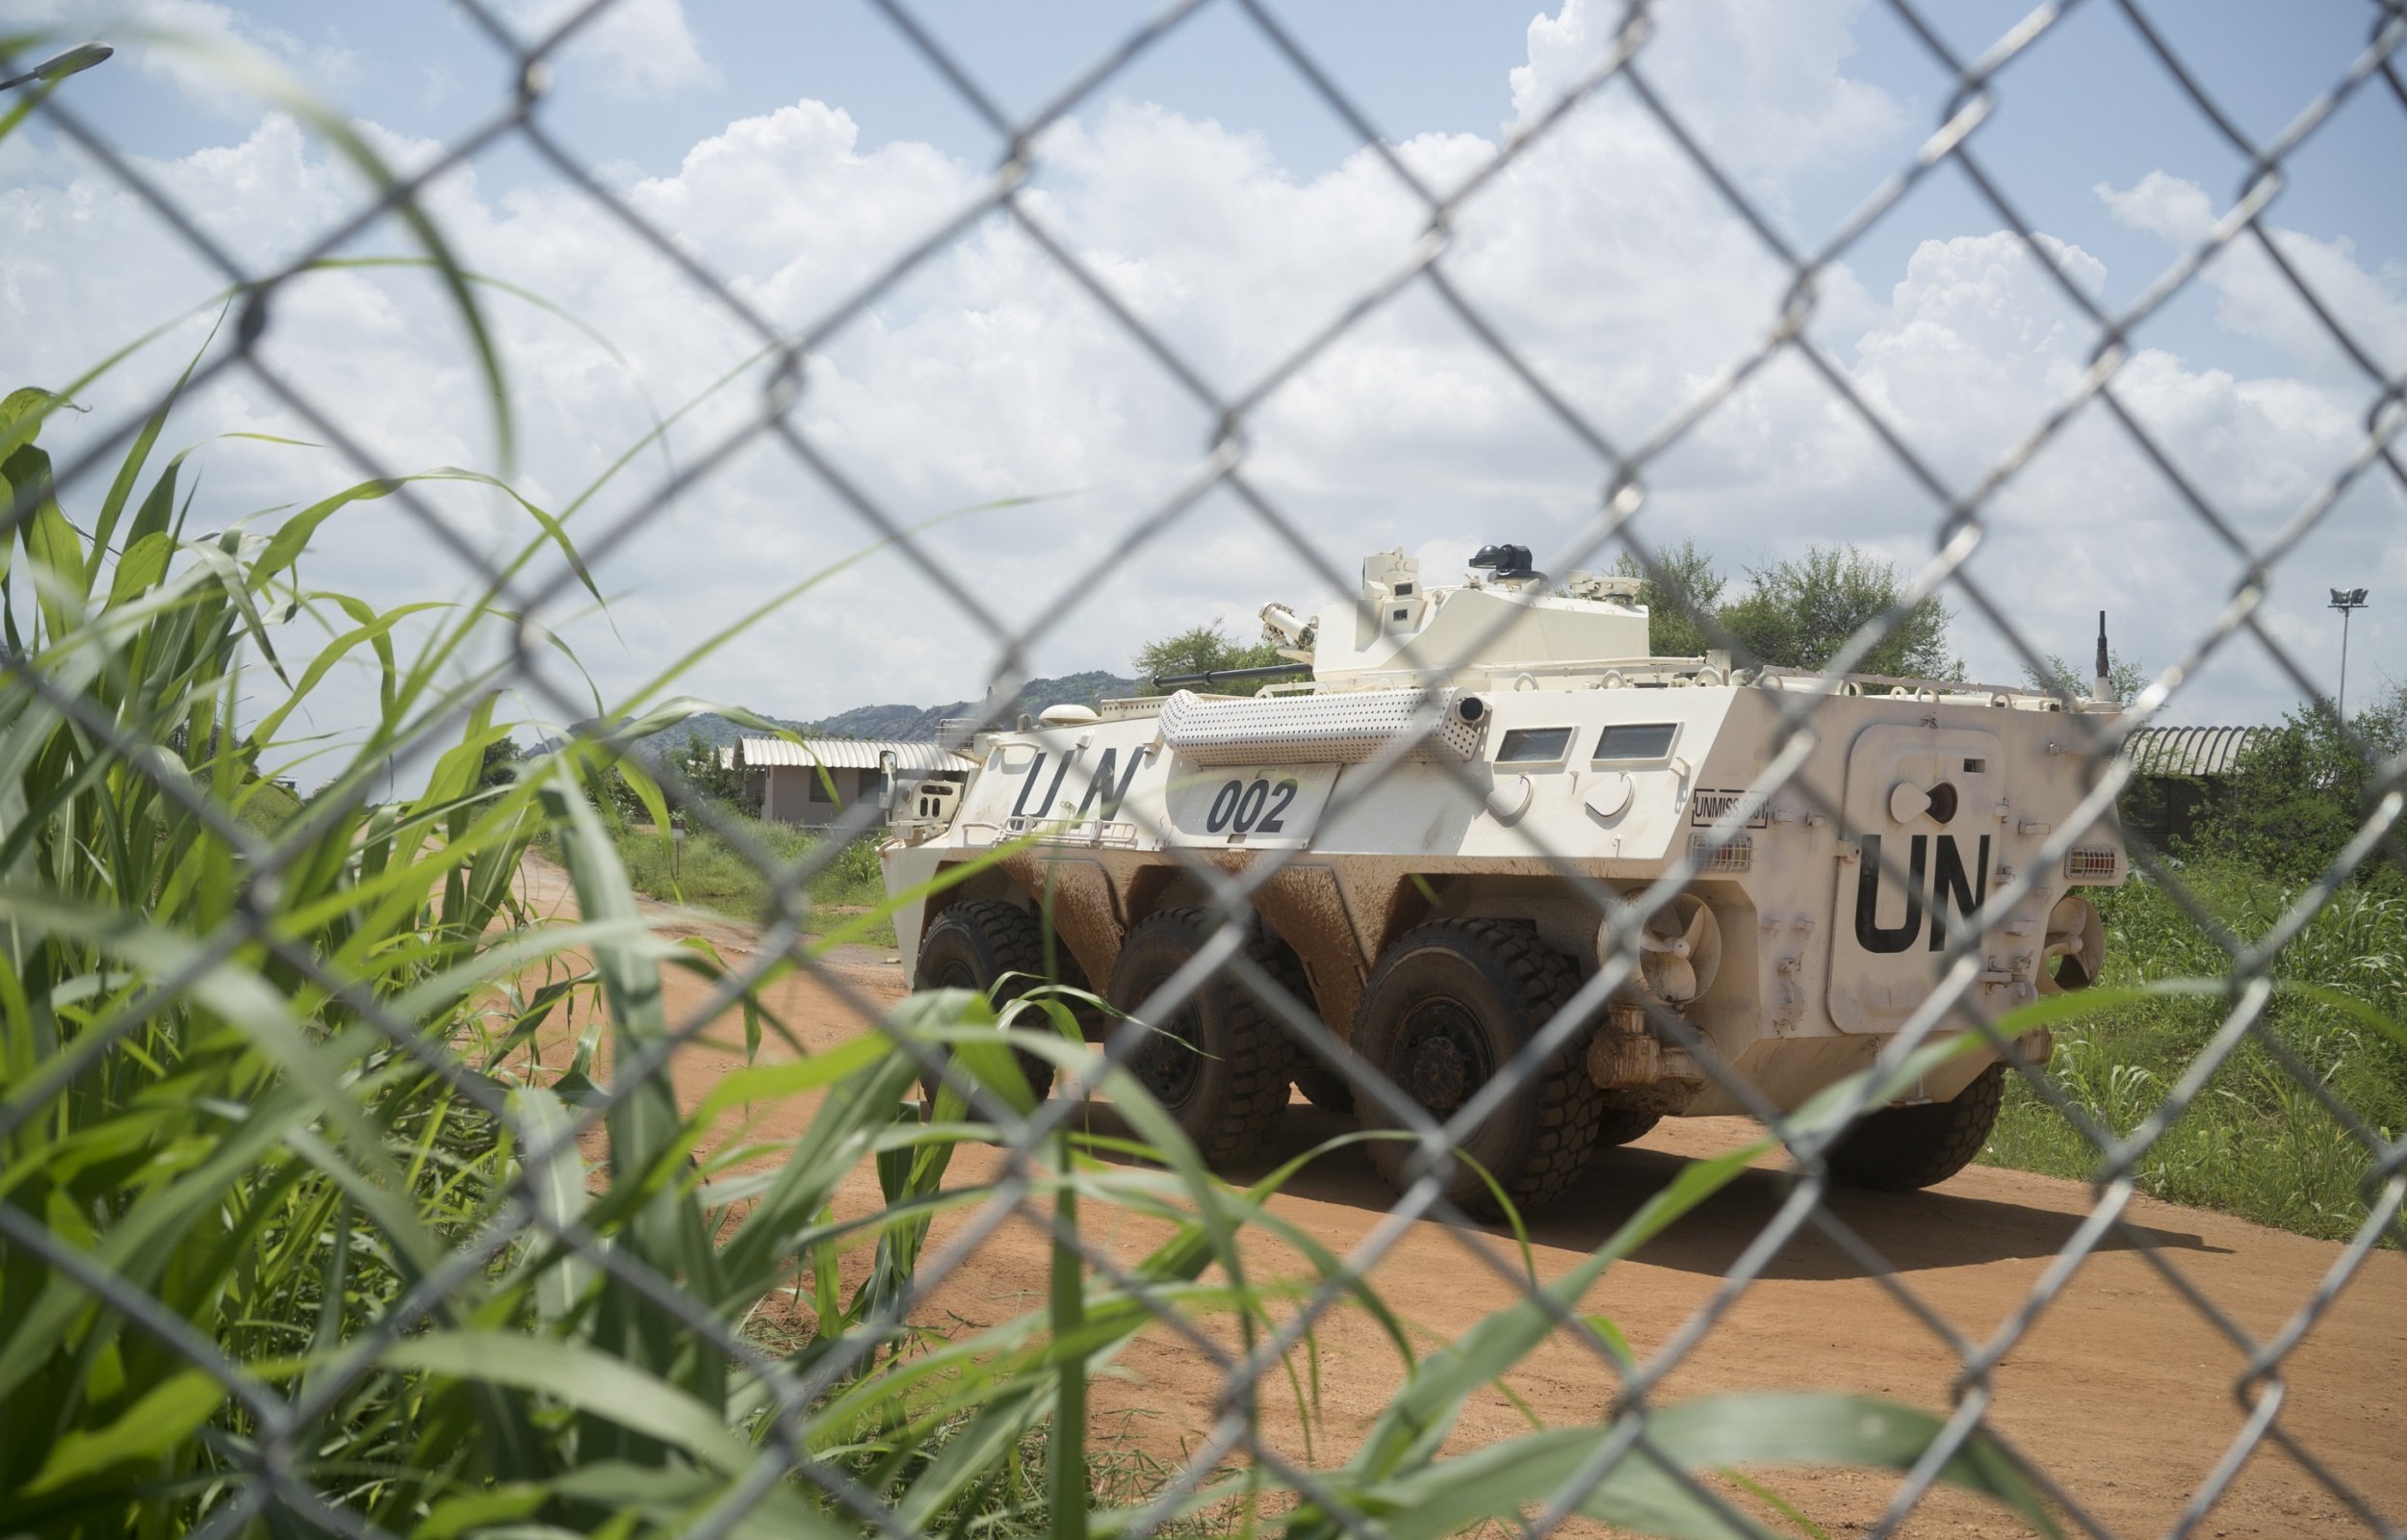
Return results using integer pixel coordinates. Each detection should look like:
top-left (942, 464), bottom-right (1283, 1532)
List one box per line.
top-left (2092, 611), bottom-right (2113, 705)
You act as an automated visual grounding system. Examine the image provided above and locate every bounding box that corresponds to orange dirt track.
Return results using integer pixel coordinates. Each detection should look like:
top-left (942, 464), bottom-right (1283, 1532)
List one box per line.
top-left (517, 858), bottom-right (2405, 1538)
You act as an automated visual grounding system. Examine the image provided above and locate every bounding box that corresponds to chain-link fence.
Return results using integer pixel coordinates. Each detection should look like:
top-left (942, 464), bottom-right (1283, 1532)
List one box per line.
top-left (4, 2), bottom-right (2404, 1537)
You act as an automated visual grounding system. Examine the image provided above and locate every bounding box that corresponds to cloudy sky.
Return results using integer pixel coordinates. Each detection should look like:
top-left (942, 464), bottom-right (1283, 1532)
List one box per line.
top-left (4, 0), bottom-right (2402, 774)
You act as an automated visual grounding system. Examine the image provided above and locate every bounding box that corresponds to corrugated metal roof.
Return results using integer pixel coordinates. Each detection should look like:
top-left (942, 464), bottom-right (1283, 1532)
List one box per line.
top-left (2124, 725), bottom-right (2263, 777)
top-left (731, 737), bottom-right (971, 772)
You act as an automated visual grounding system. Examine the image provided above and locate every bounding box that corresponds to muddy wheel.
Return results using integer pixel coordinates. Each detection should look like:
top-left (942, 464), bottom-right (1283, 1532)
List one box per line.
top-left (914, 899), bottom-right (1083, 1108)
top-left (1292, 1063), bottom-right (1357, 1116)
top-left (1105, 908), bottom-right (1300, 1167)
top-left (1353, 919), bottom-right (1603, 1219)
top-left (1595, 1108), bottom-right (1661, 1147)
top-left (1823, 1063), bottom-right (2006, 1192)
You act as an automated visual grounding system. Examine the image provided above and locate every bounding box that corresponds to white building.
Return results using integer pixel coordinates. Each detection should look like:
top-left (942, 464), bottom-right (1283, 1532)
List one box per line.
top-left (727, 737), bottom-right (972, 827)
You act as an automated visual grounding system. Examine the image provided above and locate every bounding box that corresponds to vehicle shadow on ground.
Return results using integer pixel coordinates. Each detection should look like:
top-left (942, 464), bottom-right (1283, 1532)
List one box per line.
top-left (1070, 1100), bottom-right (2228, 1280)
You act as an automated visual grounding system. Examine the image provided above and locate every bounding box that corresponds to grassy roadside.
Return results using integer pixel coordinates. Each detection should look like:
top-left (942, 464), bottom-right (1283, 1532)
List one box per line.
top-left (600, 805), bottom-right (899, 948)
top-left (1984, 860), bottom-right (2406, 1244)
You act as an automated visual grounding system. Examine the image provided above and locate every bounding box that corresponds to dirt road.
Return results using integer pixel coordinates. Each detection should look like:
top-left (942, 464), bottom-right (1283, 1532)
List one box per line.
top-left (514, 858), bottom-right (2406, 1537)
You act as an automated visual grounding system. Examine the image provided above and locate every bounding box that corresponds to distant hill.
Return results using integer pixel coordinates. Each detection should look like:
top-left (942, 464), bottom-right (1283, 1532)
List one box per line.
top-left (632, 712), bottom-right (809, 756)
top-left (809, 670), bottom-right (1143, 741)
top-left (625, 671), bottom-right (1143, 757)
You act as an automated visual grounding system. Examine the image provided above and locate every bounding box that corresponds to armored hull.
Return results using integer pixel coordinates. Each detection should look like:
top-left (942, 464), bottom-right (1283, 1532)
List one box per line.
top-left (882, 549), bottom-right (2126, 1211)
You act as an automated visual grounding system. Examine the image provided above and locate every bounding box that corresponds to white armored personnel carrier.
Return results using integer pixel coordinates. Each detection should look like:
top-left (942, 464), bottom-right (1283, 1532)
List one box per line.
top-left (881, 545), bottom-right (2126, 1214)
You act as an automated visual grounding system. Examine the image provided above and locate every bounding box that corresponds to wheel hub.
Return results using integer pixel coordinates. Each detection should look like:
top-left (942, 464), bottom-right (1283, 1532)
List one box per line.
top-left (1398, 1000), bottom-right (1488, 1115)
top-left (1406, 1036), bottom-right (1471, 1111)
top-left (1135, 1007), bottom-right (1204, 1109)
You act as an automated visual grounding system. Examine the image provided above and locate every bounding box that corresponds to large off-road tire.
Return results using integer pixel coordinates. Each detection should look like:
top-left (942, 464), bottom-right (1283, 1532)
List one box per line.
top-left (1822, 1063), bottom-right (2006, 1192)
top-left (1594, 1108), bottom-right (1662, 1148)
top-left (914, 900), bottom-right (1084, 1108)
top-left (1105, 908), bottom-right (1301, 1167)
top-left (1353, 919), bottom-right (1603, 1219)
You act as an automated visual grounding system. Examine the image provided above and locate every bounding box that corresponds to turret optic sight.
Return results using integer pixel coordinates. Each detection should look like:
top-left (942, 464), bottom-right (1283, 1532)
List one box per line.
top-left (1468, 543), bottom-right (1536, 579)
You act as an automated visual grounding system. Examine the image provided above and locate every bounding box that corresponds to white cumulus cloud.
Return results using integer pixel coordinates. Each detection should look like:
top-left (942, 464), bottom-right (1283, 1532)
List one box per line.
top-left (4, 0), bottom-right (2399, 767)
top-left (493, 0), bottom-right (714, 100)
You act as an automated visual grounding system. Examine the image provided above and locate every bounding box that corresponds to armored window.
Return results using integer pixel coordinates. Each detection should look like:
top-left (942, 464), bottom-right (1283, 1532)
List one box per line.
top-left (1393, 582), bottom-right (1414, 596)
top-left (1593, 723), bottom-right (1676, 761)
top-left (1496, 727), bottom-right (1574, 763)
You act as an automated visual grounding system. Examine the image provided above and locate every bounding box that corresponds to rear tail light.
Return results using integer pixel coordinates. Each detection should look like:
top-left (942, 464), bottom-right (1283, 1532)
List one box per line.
top-left (1690, 834), bottom-right (1752, 872)
top-left (2065, 847), bottom-right (2119, 881)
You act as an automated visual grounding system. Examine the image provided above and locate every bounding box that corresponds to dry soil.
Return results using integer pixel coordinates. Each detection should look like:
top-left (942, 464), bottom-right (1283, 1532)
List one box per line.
top-left (513, 856), bottom-right (2405, 1538)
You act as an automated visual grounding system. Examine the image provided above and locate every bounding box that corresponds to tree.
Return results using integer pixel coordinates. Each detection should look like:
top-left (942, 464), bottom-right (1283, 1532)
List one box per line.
top-left (1612, 538), bottom-right (1725, 657)
top-left (1133, 623), bottom-right (1287, 696)
top-left (1719, 545), bottom-right (1959, 680)
top-left (478, 736), bottom-right (525, 789)
top-left (678, 729), bottom-right (753, 810)
top-left (1137, 542), bottom-right (1966, 686)
top-left (2021, 650), bottom-right (2150, 706)
top-left (2183, 683), bottom-right (2406, 888)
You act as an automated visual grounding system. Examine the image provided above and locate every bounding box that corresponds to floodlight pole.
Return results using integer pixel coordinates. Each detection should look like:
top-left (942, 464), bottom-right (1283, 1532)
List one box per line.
top-left (2340, 606), bottom-right (2349, 719)
top-left (0, 43), bottom-right (113, 92)
top-left (2330, 587), bottom-right (2369, 719)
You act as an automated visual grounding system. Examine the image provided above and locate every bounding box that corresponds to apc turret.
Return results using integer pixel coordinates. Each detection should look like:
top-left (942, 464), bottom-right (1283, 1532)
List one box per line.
top-left (1253, 546), bottom-right (1660, 692)
top-left (884, 547), bottom-right (2127, 1215)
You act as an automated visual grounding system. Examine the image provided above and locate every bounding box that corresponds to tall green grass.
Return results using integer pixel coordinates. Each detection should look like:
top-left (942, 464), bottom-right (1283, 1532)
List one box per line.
top-left (1985, 860), bottom-right (2407, 1242)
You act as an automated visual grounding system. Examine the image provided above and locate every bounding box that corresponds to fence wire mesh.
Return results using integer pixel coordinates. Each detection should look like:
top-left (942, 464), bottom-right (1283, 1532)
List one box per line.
top-left (3, 2), bottom-right (2405, 1538)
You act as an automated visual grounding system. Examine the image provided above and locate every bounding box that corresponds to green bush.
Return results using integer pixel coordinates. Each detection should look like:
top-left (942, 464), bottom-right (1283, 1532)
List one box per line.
top-left (233, 777), bottom-right (302, 836)
top-left (597, 808), bottom-right (893, 943)
top-left (2173, 687), bottom-right (2407, 890)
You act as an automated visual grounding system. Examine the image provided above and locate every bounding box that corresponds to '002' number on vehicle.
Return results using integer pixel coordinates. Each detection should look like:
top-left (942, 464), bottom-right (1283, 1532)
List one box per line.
top-left (1167, 764), bottom-right (1338, 847)
top-left (1204, 775), bottom-right (1299, 834)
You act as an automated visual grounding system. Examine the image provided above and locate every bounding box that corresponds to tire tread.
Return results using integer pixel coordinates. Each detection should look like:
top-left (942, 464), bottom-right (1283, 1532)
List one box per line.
top-left (1595, 1107), bottom-right (1662, 1147)
top-left (1363, 918), bottom-right (1603, 1218)
top-left (1117, 908), bottom-right (1303, 1167)
top-left (917, 900), bottom-right (1086, 1104)
top-left (1824, 1063), bottom-right (2006, 1192)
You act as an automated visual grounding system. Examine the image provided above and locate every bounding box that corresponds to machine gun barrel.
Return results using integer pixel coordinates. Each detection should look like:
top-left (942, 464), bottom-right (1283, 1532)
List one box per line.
top-left (1149, 662), bottom-right (1313, 690)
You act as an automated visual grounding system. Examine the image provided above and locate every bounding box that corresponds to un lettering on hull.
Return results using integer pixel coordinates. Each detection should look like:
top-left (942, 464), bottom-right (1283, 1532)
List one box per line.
top-left (1826, 723), bottom-right (2006, 1034)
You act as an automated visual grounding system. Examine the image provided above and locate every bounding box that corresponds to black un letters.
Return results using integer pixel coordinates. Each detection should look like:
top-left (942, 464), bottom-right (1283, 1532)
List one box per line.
top-left (1074, 748), bottom-right (1143, 820)
top-left (1853, 834), bottom-right (1990, 954)
top-left (1013, 748), bottom-right (1143, 823)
